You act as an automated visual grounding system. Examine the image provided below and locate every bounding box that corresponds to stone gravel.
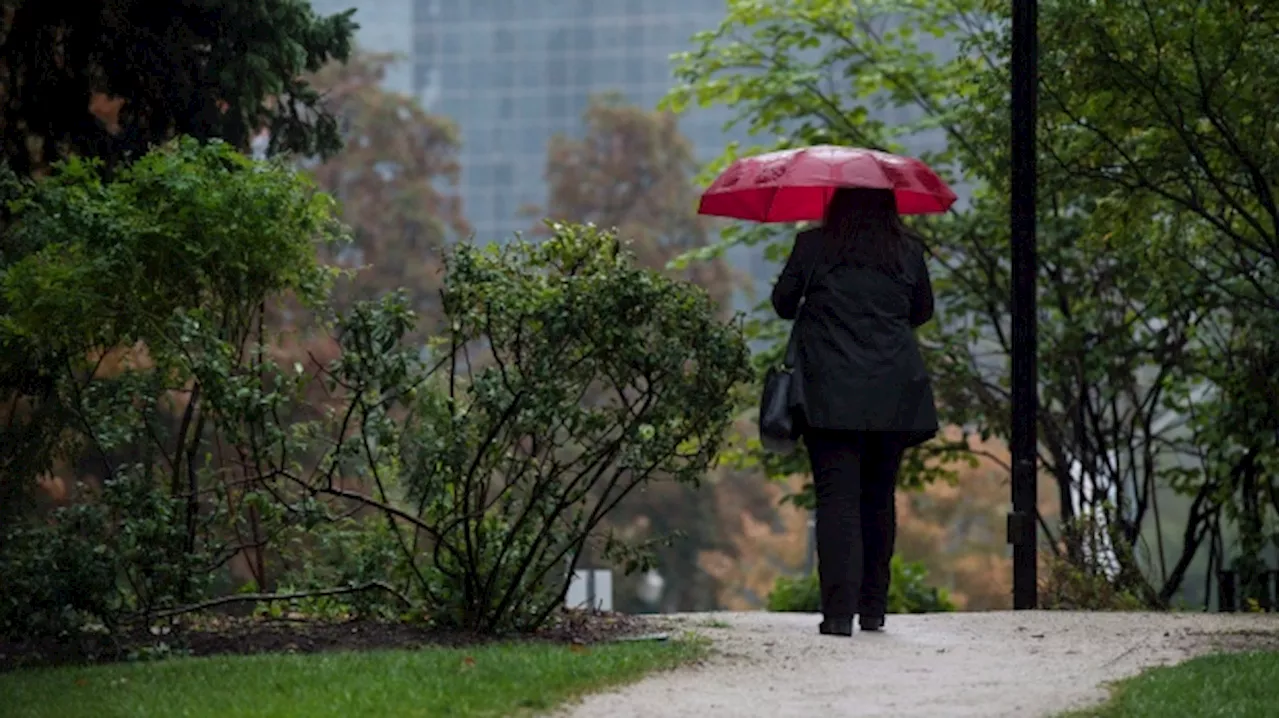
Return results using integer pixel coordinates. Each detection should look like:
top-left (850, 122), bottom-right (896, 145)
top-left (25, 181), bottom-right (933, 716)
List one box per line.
top-left (559, 610), bottom-right (1278, 718)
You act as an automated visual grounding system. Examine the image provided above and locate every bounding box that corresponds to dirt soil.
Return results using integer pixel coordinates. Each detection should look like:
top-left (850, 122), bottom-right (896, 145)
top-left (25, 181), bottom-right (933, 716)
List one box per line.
top-left (558, 611), bottom-right (1279, 718)
top-left (0, 608), bottom-right (650, 673)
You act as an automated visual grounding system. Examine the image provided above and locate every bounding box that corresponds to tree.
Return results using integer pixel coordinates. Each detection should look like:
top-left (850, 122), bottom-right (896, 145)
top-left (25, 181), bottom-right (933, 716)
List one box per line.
top-left (0, 0), bottom-right (356, 527)
top-left (1032, 1), bottom-right (1277, 605)
top-left (534, 94), bottom-right (747, 612)
top-left (664, 0), bottom-right (1277, 605)
top-left (305, 52), bottom-right (468, 328)
top-left (541, 93), bottom-right (738, 311)
top-left (0, 0), bottom-right (355, 178)
top-left (0, 139), bottom-right (345, 634)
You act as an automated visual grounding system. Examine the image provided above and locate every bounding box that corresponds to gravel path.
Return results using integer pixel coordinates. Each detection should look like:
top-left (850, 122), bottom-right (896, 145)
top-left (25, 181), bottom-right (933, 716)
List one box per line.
top-left (561, 611), bottom-right (1277, 718)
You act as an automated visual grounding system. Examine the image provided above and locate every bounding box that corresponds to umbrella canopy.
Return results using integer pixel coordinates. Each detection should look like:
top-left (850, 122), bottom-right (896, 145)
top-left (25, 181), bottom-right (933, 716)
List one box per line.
top-left (698, 146), bottom-right (957, 222)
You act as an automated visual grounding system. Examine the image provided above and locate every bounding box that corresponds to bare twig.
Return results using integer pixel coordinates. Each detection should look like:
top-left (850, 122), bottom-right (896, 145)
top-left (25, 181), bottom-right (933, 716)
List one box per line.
top-left (146, 580), bottom-right (412, 620)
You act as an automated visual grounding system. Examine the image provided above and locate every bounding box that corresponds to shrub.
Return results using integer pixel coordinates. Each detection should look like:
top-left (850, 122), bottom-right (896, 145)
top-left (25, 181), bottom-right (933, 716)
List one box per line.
top-left (1, 144), bottom-right (749, 638)
top-left (0, 138), bottom-right (343, 638)
top-left (766, 556), bottom-right (956, 614)
top-left (1038, 513), bottom-right (1153, 611)
top-left (304, 223), bottom-right (752, 632)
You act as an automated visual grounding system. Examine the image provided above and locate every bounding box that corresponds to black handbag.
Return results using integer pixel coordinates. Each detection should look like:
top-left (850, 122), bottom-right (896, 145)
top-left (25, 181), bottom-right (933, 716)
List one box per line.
top-left (759, 252), bottom-right (823, 455)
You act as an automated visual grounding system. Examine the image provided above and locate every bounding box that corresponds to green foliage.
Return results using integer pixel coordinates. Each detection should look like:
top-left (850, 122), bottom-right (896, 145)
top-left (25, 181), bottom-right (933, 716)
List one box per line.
top-left (2, 138), bottom-right (340, 347)
top-left (1, 137), bottom-right (747, 640)
top-left (0, 138), bottom-right (345, 637)
top-left (378, 222), bottom-right (751, 631)
top-left (766, 556), bottom-right (956, 614)
top-left (659, 1), bottom-right (985, 500)
top-left (0, 0), bottom-right (356, 176)
top-left (1063, 651), bottom-right (1278, 718)
top-left (663, 0), bottom-right (1278, 605)
top-left (765, 570), bottom-right (822, 613)
top-left (0, 471), bottom-right (209, 637)
top-left (0, 639), bottom-right (707, 718)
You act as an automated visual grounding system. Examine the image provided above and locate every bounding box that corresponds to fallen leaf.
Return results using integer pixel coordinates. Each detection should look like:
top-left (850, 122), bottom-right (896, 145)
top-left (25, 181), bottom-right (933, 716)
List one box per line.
top-left (74, 679), bottom-right (88, 687)
top-left (461, 656), bottom-right (476, 668)
top-left (570, 644), bottom-right (589, 654)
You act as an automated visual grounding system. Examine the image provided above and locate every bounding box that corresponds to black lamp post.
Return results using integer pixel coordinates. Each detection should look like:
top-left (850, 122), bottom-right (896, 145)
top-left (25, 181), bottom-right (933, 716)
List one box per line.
top-left (1008, 0), bottom-right (1039, 610)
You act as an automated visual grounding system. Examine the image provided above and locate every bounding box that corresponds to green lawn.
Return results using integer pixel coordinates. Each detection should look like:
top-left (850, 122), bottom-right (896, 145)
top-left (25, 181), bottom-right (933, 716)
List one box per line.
top-left (0, 639), bottom-right (704, 718)
top-left (1068, 650), bottom-right (1278, 718)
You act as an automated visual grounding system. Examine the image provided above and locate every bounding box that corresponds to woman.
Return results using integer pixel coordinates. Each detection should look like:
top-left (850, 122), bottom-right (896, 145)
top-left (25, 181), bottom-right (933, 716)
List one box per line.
top-left (771, 187), bottom-right (938, 637)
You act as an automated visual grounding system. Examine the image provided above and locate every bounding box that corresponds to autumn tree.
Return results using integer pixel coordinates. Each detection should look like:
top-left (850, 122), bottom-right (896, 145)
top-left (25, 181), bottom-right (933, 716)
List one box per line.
top-left (666, 0), bottom-right (1277, 606)
top-left (0, 0), bottom-right (356, 528)
top-left (531, 94), bottom-right (752, 612)
top-left (305, 52), bottom-right (468, 329)
top-left (541, 93), bottom-right (738, 311)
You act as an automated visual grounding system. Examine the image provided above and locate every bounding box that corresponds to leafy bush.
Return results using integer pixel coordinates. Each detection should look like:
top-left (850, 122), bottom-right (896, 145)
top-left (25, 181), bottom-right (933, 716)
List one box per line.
top-left (0, 138), bottom-right (343, 638)
top-left (1038, 513), bottom-right (1153, 611)
top-left (1, 140), bottom-right (749, 639)
top-left (0, 471), bottom-right (210, 636)
top-left (301, 223), bottom-right (752, 632)
top-left (767, 556), bottom-right (956, 614)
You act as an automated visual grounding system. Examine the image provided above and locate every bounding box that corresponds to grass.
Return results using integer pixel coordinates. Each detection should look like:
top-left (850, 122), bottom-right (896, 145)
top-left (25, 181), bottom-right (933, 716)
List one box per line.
top-left (1067, 651), bottom-right (1278, 718)
top-left (0, 638), bottom-right (706, 718)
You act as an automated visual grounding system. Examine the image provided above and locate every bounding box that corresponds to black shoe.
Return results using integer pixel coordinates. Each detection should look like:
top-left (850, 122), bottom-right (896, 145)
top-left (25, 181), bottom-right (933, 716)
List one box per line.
top-left (859, 615), bottom-right (885, 632)
top-left (819, 616), bottom-right (854, 636)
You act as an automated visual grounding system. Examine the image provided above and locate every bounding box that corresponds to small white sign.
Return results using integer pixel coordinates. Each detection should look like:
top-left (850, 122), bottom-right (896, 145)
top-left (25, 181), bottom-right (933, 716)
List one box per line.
top-left (565, 569), bottom-right (613, 611)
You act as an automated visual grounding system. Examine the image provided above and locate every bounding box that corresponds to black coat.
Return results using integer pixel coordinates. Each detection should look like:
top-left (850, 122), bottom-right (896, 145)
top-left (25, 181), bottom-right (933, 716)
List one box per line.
top-left (771, 228), bottom-right (939, 446)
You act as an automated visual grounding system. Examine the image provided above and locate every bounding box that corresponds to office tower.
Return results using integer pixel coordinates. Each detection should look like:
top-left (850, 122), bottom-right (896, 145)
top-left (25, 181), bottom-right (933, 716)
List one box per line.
top-left (412, 0), bottom-right (751, 242)
top-left (310, 0), bottom-right (416, 94)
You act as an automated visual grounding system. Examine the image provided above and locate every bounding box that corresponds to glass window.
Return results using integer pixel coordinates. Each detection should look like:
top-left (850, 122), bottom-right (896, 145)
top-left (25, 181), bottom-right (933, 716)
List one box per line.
top-left (516, 94), bottom-right (545, 119)
top-left (440, 0), bottom-right (463, 21)
top-left (466, 192), bottom-right (493, 222)
top-left (495, 61), bottom-right (515, 88)
top-left (490, 127), bottom-right (510, 153)
top-left (623, 22), bottom-right (644, 49)
top-left (598, 24), bottom-right (625, 50)
top-left (570, 25), bottom-right (594, 53)
top-left (548, 58), bottom-right (568, 86)
top-left (521, 124), bottom-right (547, 154)
top-left (469, 25), bottom-right (493, 54)
top-left (471, 93), bottom-right (501, 119)
top-left (571, 60), bottom-right (593, 88)
top-left (648, 57), bottom-right (672, 84)
top-left (595, 55), bottom-right (622, 86)
top-left (567, 93), bottom-right (589, 123)
top-left (545, 0), bottom-right (573, 19)
top-left (493, 27), bottom-right (515, 53)
top-left (441, 31), bottom-right (463, 55)
top-left (548, 28), bottom-right (569, 53)
top-left (470, 60), bottom-right (493, 86)
top-left (548, 93), bottom-right (569, 121)
top-left (493, 194), bottom-right (510, 224)
top-left (624, 57), bottom-right (643, 85)
top-left (516, 61), bottom-right (543, 89)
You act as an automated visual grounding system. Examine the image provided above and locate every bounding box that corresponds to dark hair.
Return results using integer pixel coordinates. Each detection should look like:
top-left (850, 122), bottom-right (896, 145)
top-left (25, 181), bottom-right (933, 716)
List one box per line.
top-left (822, 187), bottom-right (919, 274)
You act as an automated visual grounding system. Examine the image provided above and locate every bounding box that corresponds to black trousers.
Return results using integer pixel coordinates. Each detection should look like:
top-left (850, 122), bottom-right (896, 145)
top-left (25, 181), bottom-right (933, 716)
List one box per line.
top-left (805, 429), bottom-right (905, 619)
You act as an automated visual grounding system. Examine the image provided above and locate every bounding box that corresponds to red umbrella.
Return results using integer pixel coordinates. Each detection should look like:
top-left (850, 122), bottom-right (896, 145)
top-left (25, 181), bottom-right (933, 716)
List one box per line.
top-left (698, 146), bottom-right (957, 222)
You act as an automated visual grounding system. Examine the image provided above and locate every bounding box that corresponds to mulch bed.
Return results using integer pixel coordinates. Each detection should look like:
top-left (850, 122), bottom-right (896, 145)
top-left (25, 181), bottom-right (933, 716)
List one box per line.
top-left (0, 609), bottom-right (658, 673)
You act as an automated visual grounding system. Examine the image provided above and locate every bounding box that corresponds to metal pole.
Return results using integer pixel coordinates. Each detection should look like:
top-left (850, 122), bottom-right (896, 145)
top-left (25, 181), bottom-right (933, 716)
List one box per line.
top-left (1008, 0), bottom-right (1039, 610)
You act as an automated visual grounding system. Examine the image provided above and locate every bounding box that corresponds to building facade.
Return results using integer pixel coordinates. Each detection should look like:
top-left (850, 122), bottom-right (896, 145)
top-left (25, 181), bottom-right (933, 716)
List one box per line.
top-left (310, 0), bottom-right (416, 95)
top-left (411, 0), bottom-right (750, 242)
